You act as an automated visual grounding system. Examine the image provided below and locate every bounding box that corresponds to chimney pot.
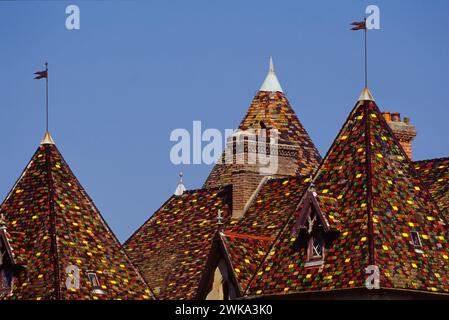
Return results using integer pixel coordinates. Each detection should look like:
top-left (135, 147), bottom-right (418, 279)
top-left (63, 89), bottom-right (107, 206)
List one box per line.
top-left (391, 112), bottom-right (401, 122)
top-left (404, 117), bottom-right (410, 124)
top-left (381, 112), bottom-right (391, 122)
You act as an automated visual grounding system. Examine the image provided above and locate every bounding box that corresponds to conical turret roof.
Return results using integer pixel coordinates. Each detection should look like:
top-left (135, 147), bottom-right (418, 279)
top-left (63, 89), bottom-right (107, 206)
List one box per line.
top-left (245, 89), bottom-right (449, 297)
top-left (0, 138), bottom-right (153, 300)
top-left (204, 58), bottom-right (321, 188)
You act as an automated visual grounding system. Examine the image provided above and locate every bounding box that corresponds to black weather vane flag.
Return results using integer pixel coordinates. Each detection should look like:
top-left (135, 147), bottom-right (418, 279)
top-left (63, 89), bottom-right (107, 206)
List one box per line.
top-left (34, 62), bottom-right (49, 132)
top-left (351, 18), bottom-right (368, 88)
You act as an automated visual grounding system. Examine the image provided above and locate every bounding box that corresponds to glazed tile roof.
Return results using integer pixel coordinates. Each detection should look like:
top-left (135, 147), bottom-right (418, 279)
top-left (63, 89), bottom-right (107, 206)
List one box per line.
top-left (0, 142), bottom-right (153, 300)
top-left (220, 176), bottom-right (309, 293)
top-left (414, 157), bottom-right (449, 216)
top-left (124, 186), bottom-right (232, 300)
top-left (204, 91), bottom-right (321, 188)
top-left (220, 232), bottom-right (272, 294)
top-left (244, 94), bottom-right (449, 297)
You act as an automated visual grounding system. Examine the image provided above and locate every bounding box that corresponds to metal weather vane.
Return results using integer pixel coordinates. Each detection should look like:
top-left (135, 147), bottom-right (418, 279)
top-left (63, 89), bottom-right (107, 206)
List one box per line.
top-left (34, 62), bottom-right (49, 133)
top-left (350, 18), bottom-right (368, 88)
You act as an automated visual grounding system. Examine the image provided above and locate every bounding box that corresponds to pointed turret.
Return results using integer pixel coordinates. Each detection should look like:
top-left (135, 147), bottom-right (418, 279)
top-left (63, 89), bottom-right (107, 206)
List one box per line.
top-left (204, 57), bottom-right (321, 190)
top-left (0, 141), bottom-right (153, 300)
top-left (246, 92), bottom-right (449, 298)
top-left (259, 56), bottom-right (283, 92)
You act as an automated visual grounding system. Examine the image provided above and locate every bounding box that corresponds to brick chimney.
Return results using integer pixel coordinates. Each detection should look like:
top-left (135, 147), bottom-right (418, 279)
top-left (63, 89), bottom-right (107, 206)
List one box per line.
top-left (381, 112), bottom-right (417, 159)
top-left (226, 130), bottom-right (303, 218)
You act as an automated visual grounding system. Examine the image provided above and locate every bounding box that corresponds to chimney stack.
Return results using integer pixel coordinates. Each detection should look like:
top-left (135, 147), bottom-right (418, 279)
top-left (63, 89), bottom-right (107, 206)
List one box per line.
top-left (382, 111), bottom-right (417, 159)
top-left (226, 129), bottom-right (302, 218)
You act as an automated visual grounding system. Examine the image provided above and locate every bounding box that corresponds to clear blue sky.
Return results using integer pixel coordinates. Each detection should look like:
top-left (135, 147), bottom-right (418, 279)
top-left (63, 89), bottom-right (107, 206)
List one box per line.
top-left (1, 0), bottom-right (448, 241)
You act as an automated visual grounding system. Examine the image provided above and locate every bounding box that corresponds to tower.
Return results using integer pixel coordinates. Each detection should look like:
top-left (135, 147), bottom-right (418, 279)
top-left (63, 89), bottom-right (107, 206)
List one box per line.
top-left (204, 57), bottom-right (321, 218)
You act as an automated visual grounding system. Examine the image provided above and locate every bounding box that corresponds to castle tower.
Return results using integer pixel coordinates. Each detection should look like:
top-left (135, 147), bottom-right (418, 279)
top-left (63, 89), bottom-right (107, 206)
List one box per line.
top-left (204, 57), bottom-right (321, 218)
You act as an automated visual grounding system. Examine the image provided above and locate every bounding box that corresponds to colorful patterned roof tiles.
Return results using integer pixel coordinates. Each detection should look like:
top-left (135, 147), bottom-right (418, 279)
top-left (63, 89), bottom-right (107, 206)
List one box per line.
top-left (226, 176), bottom-right (309, 236)
top-left (124, 186), bottom-right (232, 300)
top-left (204, 90), bottom-right (321, 188)
top-left (0, 142), bottom-right (153, 300)
top-left (220, 176), bottom-right (310, 293)
top-left (244, 94), bottom-right (449, 298)
top-left (220, 232), bottom-right (273, 293)
top-left (414, 157), bottom-right (449, 217)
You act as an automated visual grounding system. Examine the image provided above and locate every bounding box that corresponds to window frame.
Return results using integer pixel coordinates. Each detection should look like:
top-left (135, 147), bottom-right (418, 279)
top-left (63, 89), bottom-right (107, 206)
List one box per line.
top-left (87, 271), bottom-right (105, 295)
top-left (305, 235), bottom-right (325, 267)
top-left (410, 231), bottom-right (422, 247)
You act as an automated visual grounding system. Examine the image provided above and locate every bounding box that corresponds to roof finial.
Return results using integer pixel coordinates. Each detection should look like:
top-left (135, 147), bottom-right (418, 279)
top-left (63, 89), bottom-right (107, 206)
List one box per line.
top-left (259, 56), bottom-right (283, 93)
top-left (41, 131), bottom-right (55, 145)
top-left (174, 172), bottom-right (186, 196)
top-left (269, 56), bottom-right (275, 73)
top-left (217, 209), bottom-right (224, 231)
top-left (34, 62), bottom-right (53, 144)
top-left (358, 87), bottom-right (375, 102)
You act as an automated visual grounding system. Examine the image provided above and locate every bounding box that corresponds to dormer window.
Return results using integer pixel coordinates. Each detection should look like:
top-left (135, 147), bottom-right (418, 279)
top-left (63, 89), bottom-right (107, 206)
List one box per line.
top-left (292, 191), bottom-right (340, 268)
top-left (410, 231), bottom-right (422, 247)
top-left (310, 236), bottom-right (324, 258)
top-left (87, 271), bottom-right (105, 295)
top-left (306, 235), bottom-right (325, 267)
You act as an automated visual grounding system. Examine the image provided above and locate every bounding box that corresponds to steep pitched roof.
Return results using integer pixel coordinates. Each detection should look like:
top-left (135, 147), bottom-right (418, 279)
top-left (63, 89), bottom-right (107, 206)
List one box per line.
top-left (204, 60), bottom-right (321, 189)
top-left (219, 176), bottom-right (310, 294)
top-left (414, 157), bottom-right (449, 216)
top-left (124, 186), bottom-right (232, 300)
top-left (245, 89), bottom-right (449, 297)
top-left (0, 137), bottom-right (153, 300)
top-left (204, 91), bottom-right (321, 188)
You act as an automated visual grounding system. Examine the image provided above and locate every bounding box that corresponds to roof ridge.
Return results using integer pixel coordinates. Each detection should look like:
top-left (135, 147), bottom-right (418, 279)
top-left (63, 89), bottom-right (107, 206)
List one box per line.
top-left (363, 101), bottom-right (376, 267)
top-left (43, 144), bottom-right (62, 299)
top-left (181, 184), bottom-right (232, 194)
top-left (414, 156), bottom-right (449, 164)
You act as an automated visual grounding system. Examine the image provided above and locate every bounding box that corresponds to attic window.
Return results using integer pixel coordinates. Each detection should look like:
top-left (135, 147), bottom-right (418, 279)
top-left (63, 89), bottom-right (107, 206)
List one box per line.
top-left (410, 231), bottom-right (422, 247)
top-left (87, 271), bottom-right (105, 295)
top-left (305, 235), bottom-right (325, 267)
